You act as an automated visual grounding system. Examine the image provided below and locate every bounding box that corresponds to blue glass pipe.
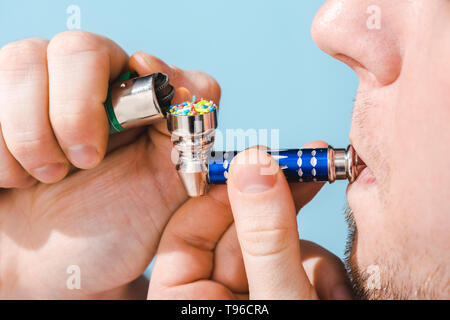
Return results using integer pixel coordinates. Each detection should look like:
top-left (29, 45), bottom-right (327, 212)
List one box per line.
top-left (208, 145), bottom-right (364, 185)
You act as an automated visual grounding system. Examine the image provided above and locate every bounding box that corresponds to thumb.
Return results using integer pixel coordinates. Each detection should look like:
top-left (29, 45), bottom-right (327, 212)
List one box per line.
top-left (227, 147), bottom-right (318, 300)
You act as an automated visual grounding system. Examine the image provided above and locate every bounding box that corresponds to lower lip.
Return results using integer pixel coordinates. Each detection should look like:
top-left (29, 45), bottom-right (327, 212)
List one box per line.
top-left (355, 166), bottom-right (376, 185)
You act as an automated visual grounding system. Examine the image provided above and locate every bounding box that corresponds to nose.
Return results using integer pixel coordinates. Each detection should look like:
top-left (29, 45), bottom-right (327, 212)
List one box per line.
top-left (311, 0), bottom-right (402, 86)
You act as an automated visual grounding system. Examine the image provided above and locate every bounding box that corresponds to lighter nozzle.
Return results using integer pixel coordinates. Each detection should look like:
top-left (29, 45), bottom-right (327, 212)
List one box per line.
top-left (168, 109), bottom-right (218, 197)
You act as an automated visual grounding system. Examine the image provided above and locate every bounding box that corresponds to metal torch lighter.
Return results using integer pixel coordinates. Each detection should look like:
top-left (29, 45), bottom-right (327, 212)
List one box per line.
top-left (104, 72), bottom-right (174, 134)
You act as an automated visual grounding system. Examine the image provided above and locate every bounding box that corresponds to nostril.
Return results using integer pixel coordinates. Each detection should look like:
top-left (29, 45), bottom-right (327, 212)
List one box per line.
top-left (334, 54), bottom-right (366, 71)
top-left (334, 53), bottom-right (379, 85)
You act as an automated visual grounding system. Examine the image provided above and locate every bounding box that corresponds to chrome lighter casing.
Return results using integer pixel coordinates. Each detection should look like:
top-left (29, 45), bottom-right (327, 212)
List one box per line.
top-left (167, 110), bottom-right (218, 197)
top-left (109, 74), bottom-right (164, 130)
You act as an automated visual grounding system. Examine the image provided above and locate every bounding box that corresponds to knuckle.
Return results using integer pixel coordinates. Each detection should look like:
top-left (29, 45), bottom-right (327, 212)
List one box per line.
top-left (48, 31), bottom-right (103, 57)
top-left (223, 236), bottom-right (243, 257)
top-left (0, 38), bottom-right (48, 74)
top-left (172, 231), bottom-right (217, 252)
top-left (1, 38), bottom-right (47, 57)
top-left (50, 99), bottom-right (96, 132)
top-left (7, 130), bottom-right (56, 163)
top-left (239, 224), bottom-right (293, 258)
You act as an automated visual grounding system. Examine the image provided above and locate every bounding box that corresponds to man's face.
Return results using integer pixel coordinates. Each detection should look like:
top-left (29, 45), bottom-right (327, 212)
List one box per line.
top-left (312, 0), bottom-right (450, 299)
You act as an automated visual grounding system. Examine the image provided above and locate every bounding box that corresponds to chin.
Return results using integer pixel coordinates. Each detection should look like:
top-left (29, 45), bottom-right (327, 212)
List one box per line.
top-left (343, 212), bottom-right (394, 300)
top-left (345, 170), bottom-right (392, 300)
top-left (344, 197), bottom-right (447, 300)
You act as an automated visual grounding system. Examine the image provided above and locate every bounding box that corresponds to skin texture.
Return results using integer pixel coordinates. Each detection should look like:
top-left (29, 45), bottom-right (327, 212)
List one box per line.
top-left (1, 0), bottom-right (449, 300)
top-left (0, 35), bottom-right (352, 300)
top-left (149, 146), bottom-right (353, 300)
top-left (312, 0), bottom-right (450, 299)
top-left (0, 31), bottom-right (221, 298)
top-left (150, 0), bottom-right (449, 300)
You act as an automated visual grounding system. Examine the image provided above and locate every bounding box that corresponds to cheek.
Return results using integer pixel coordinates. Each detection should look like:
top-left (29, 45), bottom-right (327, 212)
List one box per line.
top-left (354, 4), bottom-right (450, 271)
top-left (391, 57), bottom-right (450, 233)
top-left (387, 34), bottom-right (450, 259)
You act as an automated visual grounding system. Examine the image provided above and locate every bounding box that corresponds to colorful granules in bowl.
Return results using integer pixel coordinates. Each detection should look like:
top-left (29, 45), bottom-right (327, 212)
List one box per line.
top-left (169, 96), bottom-right (216, 116)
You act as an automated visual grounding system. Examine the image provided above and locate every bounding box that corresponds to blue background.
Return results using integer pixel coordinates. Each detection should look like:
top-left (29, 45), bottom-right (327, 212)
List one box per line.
top-left (0, 0), bottom-right (358, 273)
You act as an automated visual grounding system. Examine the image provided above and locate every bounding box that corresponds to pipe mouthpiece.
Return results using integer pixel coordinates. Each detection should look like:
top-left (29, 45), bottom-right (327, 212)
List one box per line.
top-left (329, 145), bottom-right (366, 183)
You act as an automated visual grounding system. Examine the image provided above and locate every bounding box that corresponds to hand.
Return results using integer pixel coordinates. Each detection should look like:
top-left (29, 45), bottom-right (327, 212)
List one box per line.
top-left (148, 144), bottom-right (353, 300)
top-left (0, 31), bottom-right (221, 299)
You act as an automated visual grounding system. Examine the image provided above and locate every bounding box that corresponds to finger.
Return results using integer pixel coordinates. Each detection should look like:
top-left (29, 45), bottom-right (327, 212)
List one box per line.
top-left (300, 240), bottom-right (353, 300)
top-left (172, 87), bottom-right (192, 104)
top-left (47, 31), bottom-right (128, 169)
top-left (129, 52), bottom-right (173, 80)
top-left (0, 125), bottom-right (36, 188)
top-left (129, 52), bottom-right (221, 135)
top-left (149, 185), bottom-right (235, 299)
top-left (288, 140), bottom-right (328, 211)
top-left (213, 143), bottom-right (329, 296)
top-left (227, 148), bottom-right (318, 300)
top-left (212, 232), bottom-right (354, 300)
top-left (0, 38), bottom-right (71, 183)
top-left (211, 223), bottom-right (249, 294)
top-left (210, 147), bottom-right (268, 292)
top-left (130, 52), bottom-right (221, 102)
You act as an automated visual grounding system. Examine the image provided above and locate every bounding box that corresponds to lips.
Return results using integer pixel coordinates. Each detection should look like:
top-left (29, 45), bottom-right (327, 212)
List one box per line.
top-left (355, 165), bottom-right (376, 184)
top-left (351, 145), bottom-right (376, 185)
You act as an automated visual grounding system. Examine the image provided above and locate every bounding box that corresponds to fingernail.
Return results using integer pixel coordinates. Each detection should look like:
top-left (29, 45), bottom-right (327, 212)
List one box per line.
top-left (231, 150), bottom-right (277, 193)
top-left (331, 284), bottom-right (353, 300)
top-left (67, 145), bottom-right (99, 168)
top-left (32, 163), bottom-right (67, 183)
